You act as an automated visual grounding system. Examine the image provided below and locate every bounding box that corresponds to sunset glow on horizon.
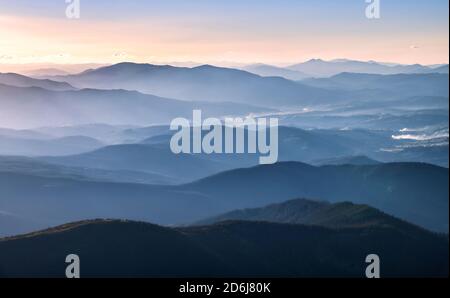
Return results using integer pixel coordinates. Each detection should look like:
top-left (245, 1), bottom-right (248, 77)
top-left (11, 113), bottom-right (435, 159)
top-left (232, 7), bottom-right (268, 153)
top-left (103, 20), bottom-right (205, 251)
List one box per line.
top-left (1, 0), bottom-right (448, 67)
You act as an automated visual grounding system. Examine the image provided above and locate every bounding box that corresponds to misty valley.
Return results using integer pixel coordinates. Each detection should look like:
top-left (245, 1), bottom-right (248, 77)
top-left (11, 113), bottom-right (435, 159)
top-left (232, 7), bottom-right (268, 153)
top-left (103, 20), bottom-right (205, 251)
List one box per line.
top-left (0, 60), bottom-right (448, 278)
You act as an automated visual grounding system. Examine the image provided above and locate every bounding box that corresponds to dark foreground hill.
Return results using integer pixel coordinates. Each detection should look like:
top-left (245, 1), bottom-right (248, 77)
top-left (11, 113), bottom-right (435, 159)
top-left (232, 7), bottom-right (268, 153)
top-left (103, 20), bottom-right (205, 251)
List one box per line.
top-left (0, 219), bottom-right (447, 278)
top-left (194, 198), bottom-right (430, 235)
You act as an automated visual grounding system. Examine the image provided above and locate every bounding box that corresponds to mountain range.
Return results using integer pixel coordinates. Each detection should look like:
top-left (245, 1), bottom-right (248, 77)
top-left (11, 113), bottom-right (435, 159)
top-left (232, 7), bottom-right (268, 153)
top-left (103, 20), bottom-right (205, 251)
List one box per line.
top-left (0, 160), bottom-right (447, 237)
top-left (38, 62), bottom-right (450, 112)
top-left (40, 143), bottom-right (228, 182)
top-left (0, 58), bottom-right (448, 278)
top-left (0, 135), bottom-right (104, 156)
top-left (47, 63), bottom-right (344, 107)
top-left (0, 73), bottom-right (75, 91)
top-left (1, 121), bottom-right (447, 167)
top-left (0, 83), bottom-right (272, 128)
top-left (0, 218), bottom-right (447, 277)
top-left (36, 126), bottom-right (398, 177)
top-left (183, 161), bottom-right (449, 232)
top-left (0, 156), bottom-right (175, 185)
top-left (302, 72), bottom-right (449, 98)
top-left (9, 59), bottom-right (449, 79)
top-left (1, 64), bottom-right (448, 130)
top-left (242, 64), bottom-right (309, 80)
top-left (287, 59), bottom-right (449, 77)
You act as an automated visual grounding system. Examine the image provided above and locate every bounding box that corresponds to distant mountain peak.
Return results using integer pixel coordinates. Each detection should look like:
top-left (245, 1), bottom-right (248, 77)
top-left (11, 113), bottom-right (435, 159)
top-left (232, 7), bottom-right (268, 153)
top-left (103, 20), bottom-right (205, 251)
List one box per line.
top-left (288, 59), bottom-right (435, 77)
top-left (306, 58), bottom-right (325, 63)
top-left (80, 62), bottom-right (176, 75)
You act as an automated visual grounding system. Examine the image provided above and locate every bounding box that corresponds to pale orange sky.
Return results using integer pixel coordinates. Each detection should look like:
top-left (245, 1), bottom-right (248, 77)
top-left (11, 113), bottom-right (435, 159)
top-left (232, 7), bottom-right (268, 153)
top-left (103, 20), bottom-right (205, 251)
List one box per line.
top-left (1, 1), bottom-right (448, 67)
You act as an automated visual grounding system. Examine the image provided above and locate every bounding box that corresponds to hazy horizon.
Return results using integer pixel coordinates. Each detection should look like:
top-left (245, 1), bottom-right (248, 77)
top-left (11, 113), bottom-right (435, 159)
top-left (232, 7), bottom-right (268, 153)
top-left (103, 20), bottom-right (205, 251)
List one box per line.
top-left (0, 57), bottom-right (448, 75)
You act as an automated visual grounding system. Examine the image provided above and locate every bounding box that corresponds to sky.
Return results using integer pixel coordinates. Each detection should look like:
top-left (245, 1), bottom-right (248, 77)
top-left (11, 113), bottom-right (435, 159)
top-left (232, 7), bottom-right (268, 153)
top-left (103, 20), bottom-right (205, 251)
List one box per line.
top-left (0, 0), bottom-right (448, 67)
